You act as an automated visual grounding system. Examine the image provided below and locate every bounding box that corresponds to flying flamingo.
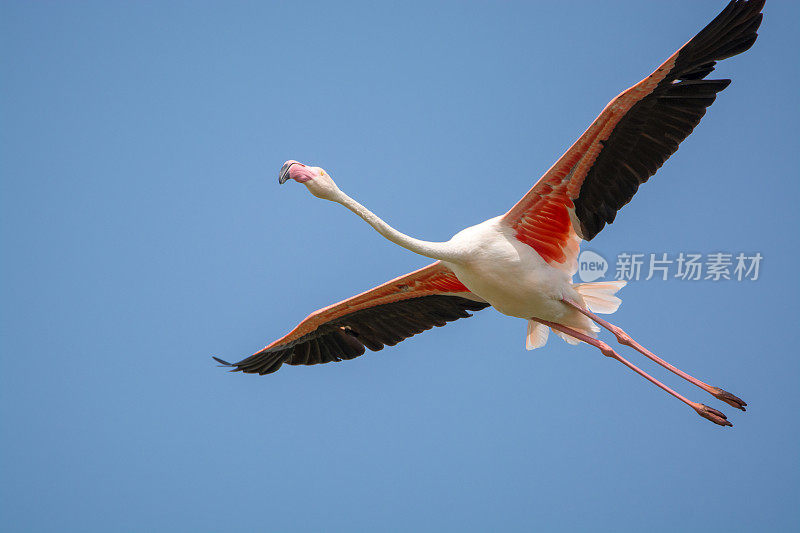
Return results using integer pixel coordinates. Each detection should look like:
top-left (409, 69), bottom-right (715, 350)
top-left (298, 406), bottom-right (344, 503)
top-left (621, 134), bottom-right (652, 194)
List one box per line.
top-left (216, 0), bottom-right (764, 427)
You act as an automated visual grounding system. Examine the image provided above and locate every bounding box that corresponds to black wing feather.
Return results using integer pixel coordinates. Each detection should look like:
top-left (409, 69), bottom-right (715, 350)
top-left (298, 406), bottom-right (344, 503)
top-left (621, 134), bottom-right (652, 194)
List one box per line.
top-left (217, 295), bottom-right (490, 375)
top-left (573, 0), bottom-right (764, 240)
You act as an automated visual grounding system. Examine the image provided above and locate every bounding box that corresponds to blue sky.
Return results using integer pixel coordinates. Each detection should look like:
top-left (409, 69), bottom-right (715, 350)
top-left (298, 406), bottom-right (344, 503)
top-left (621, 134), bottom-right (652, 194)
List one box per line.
top-left (2, 1), bottom-right (798, 531)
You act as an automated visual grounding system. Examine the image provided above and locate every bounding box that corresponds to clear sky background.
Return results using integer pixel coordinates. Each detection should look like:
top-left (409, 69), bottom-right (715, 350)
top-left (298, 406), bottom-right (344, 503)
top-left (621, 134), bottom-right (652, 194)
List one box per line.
top-left (2, 1), bottom-right (799, 531)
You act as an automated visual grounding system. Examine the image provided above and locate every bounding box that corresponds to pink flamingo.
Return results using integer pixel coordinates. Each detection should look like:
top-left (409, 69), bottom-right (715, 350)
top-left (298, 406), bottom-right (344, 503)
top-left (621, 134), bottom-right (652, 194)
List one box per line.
top-left (216, 0), bottom-right (764, 426)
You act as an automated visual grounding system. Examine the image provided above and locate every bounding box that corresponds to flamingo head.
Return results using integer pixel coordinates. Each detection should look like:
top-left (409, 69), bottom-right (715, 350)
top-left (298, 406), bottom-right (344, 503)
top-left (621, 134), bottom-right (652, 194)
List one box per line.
top-left (278, 160), bottom-right (340, 200)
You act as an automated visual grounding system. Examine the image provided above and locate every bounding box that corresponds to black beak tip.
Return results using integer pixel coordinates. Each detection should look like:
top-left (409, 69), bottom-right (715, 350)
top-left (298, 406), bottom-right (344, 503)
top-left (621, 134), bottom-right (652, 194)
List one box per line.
top-left (278, 163), bottom-right (292, 184)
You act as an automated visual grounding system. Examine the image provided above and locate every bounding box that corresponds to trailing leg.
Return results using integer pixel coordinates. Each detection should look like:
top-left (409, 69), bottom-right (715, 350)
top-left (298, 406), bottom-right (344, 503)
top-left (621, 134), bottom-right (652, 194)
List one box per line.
top-left (562, 299), bottom-right (746, 411)
top-left (533, 318), bottom-right (732, 427)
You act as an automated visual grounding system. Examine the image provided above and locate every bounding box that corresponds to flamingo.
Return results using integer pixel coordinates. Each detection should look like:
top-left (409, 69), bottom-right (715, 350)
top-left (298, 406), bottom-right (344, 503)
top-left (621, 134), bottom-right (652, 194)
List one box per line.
top-left (215, 0), bottom-right (764, 427)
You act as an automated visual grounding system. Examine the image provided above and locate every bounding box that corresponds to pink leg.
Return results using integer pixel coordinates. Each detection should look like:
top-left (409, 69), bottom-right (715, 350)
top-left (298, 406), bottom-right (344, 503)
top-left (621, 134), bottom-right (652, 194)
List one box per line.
top-left (533, 317), bottom-right (732, 427)
top-left (562, 299), bottom-right (746, 411)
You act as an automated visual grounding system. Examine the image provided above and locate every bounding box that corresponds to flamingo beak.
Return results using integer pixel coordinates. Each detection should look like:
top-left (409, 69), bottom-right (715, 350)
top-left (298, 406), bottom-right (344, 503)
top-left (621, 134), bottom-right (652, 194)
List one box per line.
top-left (278, 162), bottom-right (298, 184)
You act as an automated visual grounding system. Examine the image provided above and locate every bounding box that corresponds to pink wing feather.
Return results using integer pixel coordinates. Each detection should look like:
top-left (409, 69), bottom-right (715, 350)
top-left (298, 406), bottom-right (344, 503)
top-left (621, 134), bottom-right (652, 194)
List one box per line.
top-left (215, 262), bottom-right (488, 375)
top-left (502, 0), bottom-right (764, 266)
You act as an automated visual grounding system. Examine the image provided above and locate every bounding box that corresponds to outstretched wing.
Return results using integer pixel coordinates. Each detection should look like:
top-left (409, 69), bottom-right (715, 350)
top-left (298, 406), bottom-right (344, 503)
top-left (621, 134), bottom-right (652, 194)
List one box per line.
top-left (501, 0), bottom-right (764, 267)
top-left (214, 262), bottom-right (489, 375)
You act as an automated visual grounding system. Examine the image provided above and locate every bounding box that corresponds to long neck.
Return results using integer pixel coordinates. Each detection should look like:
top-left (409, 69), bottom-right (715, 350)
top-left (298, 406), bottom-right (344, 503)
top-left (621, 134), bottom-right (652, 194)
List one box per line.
top-left (333, 191), bottom-right (461, 262)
